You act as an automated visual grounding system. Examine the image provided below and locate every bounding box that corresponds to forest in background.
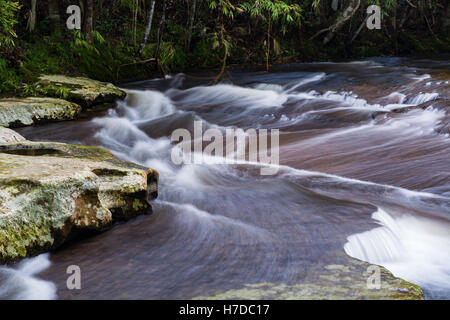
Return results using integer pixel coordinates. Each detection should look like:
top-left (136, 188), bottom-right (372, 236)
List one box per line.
top-left (0, 0), bottom-right (449, 95)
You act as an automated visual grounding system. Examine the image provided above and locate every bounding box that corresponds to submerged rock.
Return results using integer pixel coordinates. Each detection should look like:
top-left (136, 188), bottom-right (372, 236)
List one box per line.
top-left (39, 75), bottom-right (126, 109)
top-left (0, 136), bottom-right (158, 263)
top-left (193, 252), bottom-right (423, 300)
top-left (0, 97), bottom-right (82, 128)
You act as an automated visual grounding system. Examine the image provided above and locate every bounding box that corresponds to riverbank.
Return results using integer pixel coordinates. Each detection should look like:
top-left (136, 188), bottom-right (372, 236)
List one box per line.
top-left (2, 22), bottom-right (449, 96)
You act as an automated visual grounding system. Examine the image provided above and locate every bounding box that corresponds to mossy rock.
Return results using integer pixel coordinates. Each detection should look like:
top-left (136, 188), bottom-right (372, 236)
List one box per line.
top-left (39, 75), bottom-right (126, 110)
top-left (0, 139), bottom-right (158, 263)
top-left (0, 97), bottom-right (82, 128)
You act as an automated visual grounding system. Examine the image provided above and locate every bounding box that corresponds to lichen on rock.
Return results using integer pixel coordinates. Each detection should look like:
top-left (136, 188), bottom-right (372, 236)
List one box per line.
top-left (39, 75), bottom-right (126, 110)
top-left (0, 136), bottom-right (158, 263)
top-left (0, 97), bottom-right (82, 128)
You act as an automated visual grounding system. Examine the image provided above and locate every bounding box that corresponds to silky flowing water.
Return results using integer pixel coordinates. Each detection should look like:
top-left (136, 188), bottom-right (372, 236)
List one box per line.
top-left (3, 57), bottom-right (450, 300)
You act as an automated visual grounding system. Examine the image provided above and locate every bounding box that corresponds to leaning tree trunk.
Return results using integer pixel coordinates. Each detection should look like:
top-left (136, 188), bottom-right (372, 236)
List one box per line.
top-left (323, 0), bottom-right (360, 45)
top-left (350, 10), bottom-right (369, 43)
top-left (140, 0), bottom-right (156, 56)
top-left (265, 14), bottom-right (271, 72)
top-left (84, 0), bottom-right (94, 42)
top-left (29, 0), bottom-right (37, 32)
top-left (48, 0), bottom-right (60, 31)
top-left (311, 0), bottom-right (361, 45)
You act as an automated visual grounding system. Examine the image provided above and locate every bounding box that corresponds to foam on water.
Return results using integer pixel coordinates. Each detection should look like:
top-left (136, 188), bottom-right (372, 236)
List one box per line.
top-left (167, 84), bottom-right (289, 109)
top-left (284, 73), bottom-right (326, 93)
top-left (344, 208), bottom-right (450, 299)
top-left (95, 83), bottom-right (450, 300)
top-left (0, 254), bottom-right (56, 300)
top-left (407, 92), bottom-right (439, 105)
top-left (119, 89), bottom-right (176, 121)
top-left (157, 200), bottom-right (273, 240)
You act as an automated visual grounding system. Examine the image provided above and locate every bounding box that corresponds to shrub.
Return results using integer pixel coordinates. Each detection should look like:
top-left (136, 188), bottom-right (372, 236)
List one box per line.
top-left (0, 58), bottom-right (21, 94)
top-left (0, 1), bottom-right (20, 50)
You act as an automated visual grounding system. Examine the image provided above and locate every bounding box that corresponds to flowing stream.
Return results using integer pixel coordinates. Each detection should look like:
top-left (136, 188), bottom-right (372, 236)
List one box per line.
top-left (4, 57), bottom-right (450, 300)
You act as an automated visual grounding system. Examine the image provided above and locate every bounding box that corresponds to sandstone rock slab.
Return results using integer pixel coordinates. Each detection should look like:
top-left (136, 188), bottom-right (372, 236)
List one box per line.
top-left (0, 97), bottom-right (81, 128)
top-left (0, 140), bottom-right (158, 263)
top-left (39, 75), bottom-right (126, 109)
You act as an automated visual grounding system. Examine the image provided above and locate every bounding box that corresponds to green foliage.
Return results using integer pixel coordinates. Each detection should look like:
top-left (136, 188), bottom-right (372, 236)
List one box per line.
top-left (241, 0), bottom-right (302, 29)
top-left (21, 83), bottom-right (38, 97)
top-left (366, 0), bottom-right (395, 18)
top-left (208, 0), bottom-right (242, 18)
top-left (158, 42), bottom-right (177, 72)
top-left (0, 58), bottom-right (20, 93)
top-left (21, 83), bottom-right (70, 99)
top-left (0, 0), bottom-right (447, 95)
top-left (0, 1), bottom-right (20, 49)
top-left (22, 35), bottom-right (70, 76)
top-left (69, 30), bottom-right (117, 81)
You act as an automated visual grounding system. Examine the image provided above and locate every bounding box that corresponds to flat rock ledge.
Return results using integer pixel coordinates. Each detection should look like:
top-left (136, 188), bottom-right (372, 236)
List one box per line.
top-left (0, 97), bottom-right (81, 128)
top-left (39, 75), bottom-right (126, 110)
top-left (0, 128), bottom-right (158, 263)
top-left (194, 252), bottom-right (424, 300)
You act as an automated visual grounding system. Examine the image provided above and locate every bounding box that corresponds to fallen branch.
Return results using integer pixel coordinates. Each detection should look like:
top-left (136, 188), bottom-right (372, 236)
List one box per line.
top-left (323, 0), bottom-right (361, 45)
top-left (116, 58), bottom-right (156, 81)
top-left (309, 0), bottom-right (361, 44)
top-left (405, 0), bottom-right (417, 8)
top-left (350, 13), bottom-right (369, 43)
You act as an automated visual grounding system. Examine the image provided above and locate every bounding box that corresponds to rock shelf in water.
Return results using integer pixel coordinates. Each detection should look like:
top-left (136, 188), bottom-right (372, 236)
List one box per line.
top-left (0, 127), bottom-right (158, 263)
top-left (0, 75), bottom-right (126, 128)
top-left (39, 75), bottom-right (126, 110)
top-left (0, 97), bottom-right (82, 127)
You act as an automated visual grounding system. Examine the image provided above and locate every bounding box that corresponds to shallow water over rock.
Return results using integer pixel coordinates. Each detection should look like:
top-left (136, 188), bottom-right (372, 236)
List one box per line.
top-left (11, 57), bottom-right (450, 300)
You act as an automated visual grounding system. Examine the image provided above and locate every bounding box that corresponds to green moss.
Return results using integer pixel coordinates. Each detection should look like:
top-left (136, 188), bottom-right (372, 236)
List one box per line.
top-left (38, 75), bottom-right (126, 109)
top-left (132, 198), bottom-right (147, 212)
top-left (0, 140), bottom-right (157, 263)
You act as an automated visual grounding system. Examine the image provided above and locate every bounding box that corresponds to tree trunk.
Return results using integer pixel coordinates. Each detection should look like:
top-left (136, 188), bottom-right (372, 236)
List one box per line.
top-left (29, 0), bottom-right (37, 32)
top-left (211, 23), bottom-right (227, 85)
top-left (186, 0), bottom-right (197, 50)
top-left (140, 0), bottom-right (156, 56)
top-left (323, 0), bottom-right (360, 45)
top-left (399, 5), bottom-right (412, 30)
top-left (393, 0), bottom-right (398, 54)
top-left (332, 0), bottom-right (339, 11)
top-left (266, 14), bottom-right (271, 72)
top-left (48, 0), bottom-right (60, 31)
top-left (156, 0), bottom-right (167, 60)
top-left (133, 0), bottom-right (139, 47)
top-left (84, 0), bottom-right (94, 42)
